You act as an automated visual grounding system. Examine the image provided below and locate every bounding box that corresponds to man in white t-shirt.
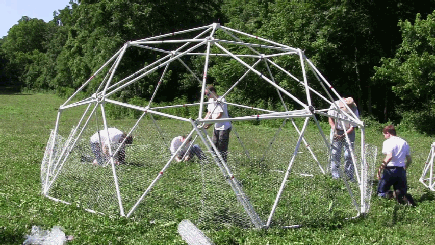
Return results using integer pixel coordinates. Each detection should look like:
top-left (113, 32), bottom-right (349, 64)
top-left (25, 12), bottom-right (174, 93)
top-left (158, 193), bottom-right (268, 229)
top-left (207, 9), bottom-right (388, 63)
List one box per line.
top-left (170, 135), bottom-right (204, 162)
top-left (90, 127), bottom-right (133, 165)
top-left (203, 85), bottom-right (232, 162)
top-left (377, 125), bottom-right (415, 206)
top-left (327, 97), bottom-right (359, 180)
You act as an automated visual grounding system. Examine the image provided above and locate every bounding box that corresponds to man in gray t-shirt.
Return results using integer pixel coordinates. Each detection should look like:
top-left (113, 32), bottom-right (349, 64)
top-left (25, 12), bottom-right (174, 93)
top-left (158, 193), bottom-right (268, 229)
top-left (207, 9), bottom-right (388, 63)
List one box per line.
top-left (203, 85), bottom-right (232, 162)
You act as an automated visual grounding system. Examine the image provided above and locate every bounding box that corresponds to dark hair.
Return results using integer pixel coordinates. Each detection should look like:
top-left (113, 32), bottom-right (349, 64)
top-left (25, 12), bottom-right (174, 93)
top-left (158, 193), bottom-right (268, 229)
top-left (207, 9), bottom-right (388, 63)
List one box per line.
top-left (182, 135), bottom-right (191, 141)
top-left (382, 125), bottom-right (396, 136)
top-left (124, 134), bottom-right (134, 144)
top-left (206, 84), bottom-right (216, 93)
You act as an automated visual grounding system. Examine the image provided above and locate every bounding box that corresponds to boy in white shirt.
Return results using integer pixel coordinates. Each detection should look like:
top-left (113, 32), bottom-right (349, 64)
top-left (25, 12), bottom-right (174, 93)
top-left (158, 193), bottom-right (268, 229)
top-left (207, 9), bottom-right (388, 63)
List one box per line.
top-left (377, 125), bottom-right (415, 206)
top-left (90, 128), bottom-right (133, 165)
top-left (170, 135), bottom-right (204, 162)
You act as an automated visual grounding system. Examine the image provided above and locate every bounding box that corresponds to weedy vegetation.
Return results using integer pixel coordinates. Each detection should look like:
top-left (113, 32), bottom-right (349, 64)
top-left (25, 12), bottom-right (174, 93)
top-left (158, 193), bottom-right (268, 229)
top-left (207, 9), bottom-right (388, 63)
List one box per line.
top-left (1, 93), bottom-right (435, 244)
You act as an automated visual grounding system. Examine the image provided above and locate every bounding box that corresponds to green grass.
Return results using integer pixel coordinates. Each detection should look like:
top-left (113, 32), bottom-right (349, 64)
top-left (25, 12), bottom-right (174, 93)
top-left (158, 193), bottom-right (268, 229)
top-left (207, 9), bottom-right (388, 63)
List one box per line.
top-left (1, 92), bottom-right (435, 244)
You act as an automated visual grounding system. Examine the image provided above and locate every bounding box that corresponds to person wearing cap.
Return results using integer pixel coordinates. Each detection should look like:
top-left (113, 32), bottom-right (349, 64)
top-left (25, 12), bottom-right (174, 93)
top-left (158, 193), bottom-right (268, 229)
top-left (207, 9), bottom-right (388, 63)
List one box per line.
top-left (327, 97), bottom-right (359, 180)
top-left (203, 85), bottom-right (232, 162)
top-left (377, 125), bottom-right (416, 206)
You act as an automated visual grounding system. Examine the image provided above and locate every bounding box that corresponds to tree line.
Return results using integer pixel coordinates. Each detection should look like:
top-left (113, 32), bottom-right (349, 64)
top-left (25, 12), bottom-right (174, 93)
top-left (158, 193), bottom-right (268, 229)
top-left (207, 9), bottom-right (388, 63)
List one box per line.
top-left (1, 0), bottom-right (435, 133)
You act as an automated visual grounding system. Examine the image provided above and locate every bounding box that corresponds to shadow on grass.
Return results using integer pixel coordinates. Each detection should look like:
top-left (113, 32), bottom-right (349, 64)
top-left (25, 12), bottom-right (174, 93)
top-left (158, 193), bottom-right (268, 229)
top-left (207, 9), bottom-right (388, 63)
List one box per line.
top-left (418, 189), bottom-right (435, 203)
top-left (391, 204), bottom-right (404, 226)
top-left (0, 86), bottom-right (31, 95)
top-left (0, 228), bottom-right (25, 245)
top-left (124, 161), bottom-right (147, 167)
top-left (272, 214), bottom-right (367, 231)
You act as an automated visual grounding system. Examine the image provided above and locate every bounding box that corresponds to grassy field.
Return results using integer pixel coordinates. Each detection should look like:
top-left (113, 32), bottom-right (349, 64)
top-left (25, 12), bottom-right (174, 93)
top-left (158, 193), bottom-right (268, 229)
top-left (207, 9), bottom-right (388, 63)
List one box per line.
top-left (1, 92), bottom-right (435, 244)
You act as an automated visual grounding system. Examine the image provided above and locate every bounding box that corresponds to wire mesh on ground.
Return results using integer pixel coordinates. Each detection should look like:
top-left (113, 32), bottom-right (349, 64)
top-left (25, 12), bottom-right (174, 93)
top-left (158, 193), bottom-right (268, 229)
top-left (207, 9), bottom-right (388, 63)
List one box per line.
top-left (420, 142), bottom-right (435, 191)
top-left (42, 115), bottom-right (377, 229)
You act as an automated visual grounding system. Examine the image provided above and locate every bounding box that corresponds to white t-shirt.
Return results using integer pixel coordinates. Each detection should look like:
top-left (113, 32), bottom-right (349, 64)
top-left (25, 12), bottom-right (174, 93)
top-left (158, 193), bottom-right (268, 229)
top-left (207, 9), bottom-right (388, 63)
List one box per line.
top-left (327, 100), bottom-right (359, 130)
top-left (207, 96), bottom-right (232, 130)
top-left (90, 128), bottom-right (124, 145)
top-left (170, 136), bottom-right (186, 155)
top-left (382, 136), bottom-right (410, 167)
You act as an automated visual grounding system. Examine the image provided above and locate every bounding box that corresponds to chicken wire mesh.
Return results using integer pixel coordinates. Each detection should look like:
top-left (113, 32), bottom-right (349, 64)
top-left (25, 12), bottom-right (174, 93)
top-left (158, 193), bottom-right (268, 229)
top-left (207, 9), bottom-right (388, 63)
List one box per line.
top-left (197, 117), bottom-right (377, 230)
top-left (41, 110), bottom-right (377, 230)
top-left (40, 23), bottom-right (378, 231)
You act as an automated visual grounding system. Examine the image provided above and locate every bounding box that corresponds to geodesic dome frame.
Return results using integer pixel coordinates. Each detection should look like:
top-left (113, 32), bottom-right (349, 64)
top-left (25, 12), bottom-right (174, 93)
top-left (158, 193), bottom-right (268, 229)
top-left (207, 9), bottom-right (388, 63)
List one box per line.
top-left (420, 142), bottom-right (435, 191)
top-left (41, 23), bottom-right (376, 229)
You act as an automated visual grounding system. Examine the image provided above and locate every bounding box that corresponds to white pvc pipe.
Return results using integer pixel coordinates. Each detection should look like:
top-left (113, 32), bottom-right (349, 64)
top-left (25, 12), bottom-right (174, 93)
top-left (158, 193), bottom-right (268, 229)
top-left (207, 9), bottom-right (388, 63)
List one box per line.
top-left (220, 59), bottom-right (263, 99)
top-left (220, 25), bottom-right (297, 51)
top-left (151, 102), bottom-right (206, 110)
top-left (360, 127), bottom-right (366, 213)
top-left (59, 97), bottom-right (96, 110)
top-left (126, 128), bottom-right (197, 217)
top-left (290, 118), bottom-right (325, 174)
top-left (133, 24), bottom-right (213, 42)
top-left (198, 36), bottom-right (213, 119)
top-left (105, 99), bottom-right (191, 122)
top-left (62, 48), bottom-right (123, 107)
top-left (106, 40), bottom-right (208, 98)
top-left (104, 55), bottom-right (171, 94)
top-left (147, 62), bottom-right (171, 107)
top-left (214, 42), bottom-right (308, 110)
top-left (191, 120), bottom-right (264, 228)
top-left (298, 49), bottom-right (312, 106)
top-left (99, 104), bottom-right (125, 216)
top-left (266, 117), bottom-right (310, 227)
top-left (340, 120), bottom-right (360, 184)
top-left (101, 43), bottom-right (129, 98)
top-left (267, 59), bottom-right (320, 99)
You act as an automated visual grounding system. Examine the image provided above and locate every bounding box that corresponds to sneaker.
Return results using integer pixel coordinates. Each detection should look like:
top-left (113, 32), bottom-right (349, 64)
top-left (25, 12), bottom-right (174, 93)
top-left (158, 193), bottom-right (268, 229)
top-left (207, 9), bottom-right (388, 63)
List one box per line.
top-left (403, 193), bottom-right (417, 207)
top-left (394, 190), bottom-right (405, 205)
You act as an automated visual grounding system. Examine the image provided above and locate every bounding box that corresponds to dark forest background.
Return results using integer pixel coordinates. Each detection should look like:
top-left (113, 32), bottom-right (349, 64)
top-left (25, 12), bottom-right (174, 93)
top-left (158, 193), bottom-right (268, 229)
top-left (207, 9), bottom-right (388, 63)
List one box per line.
top-left (1, 0), bottom-right (435, 133)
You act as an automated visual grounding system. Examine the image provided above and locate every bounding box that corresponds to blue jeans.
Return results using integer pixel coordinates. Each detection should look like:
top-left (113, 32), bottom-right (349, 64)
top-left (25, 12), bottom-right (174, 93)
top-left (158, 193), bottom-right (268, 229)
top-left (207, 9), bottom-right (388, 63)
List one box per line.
top-left (377, 167), bottom-right (407, 197)
top-left (91, 142), bottom-right (106, 165)
top-left (330, 130), bottom-right (355, 179)
top-left (177, 144), bottom-right (205, 160)
top-left (90, 142), bottom-right (125, 165)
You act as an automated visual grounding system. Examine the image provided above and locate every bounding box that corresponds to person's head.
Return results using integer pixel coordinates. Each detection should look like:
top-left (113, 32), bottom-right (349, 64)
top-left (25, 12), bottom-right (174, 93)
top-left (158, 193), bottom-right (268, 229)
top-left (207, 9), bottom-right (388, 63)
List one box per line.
top-left (339, 97), bottom-right (357, 112)
top-left (123, 133), bottom-right (134, 144)
top-left (345, 97), bottom-right (357, 109)
top-left (382, 125), bottom-right (396, 138)
top-left (205, 85), bottom-right (217, 98)
top-left (181, 135), bottom-right (191, 142)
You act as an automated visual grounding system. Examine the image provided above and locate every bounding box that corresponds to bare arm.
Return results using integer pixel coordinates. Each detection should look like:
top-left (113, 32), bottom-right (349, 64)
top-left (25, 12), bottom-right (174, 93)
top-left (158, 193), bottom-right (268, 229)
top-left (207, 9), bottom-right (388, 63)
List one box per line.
top-left (203, 111), bottom-right (212, 129)
top-left (346, 126), bottom-right (355, 135)
top-left (328, 117), bottom-right (335, 129)
top-left (383, 152), bottom-right (393, 164)
top-left (377, 152), bottom-right (393, 180)
top-left (204, 111), bottom-right (222, 129)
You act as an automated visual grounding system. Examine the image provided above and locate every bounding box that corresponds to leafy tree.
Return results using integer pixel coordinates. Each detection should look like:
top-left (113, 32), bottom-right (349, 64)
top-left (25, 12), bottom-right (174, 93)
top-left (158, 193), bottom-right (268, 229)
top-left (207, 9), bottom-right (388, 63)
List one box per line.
top-left (50, 0), bottom-right (223, 100)
top-left (0, 39), bottom-right (12, 88)
top-left (373, 11), bottom-right (435, 132)
top-left (216, 0), bottom-right (435, 118)
top-left (215, 0), bottom-right (374, 110)
top-left (1, 17), bottom-right (50, 89)
top-left (2, 17), bottom-right (48, 54)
